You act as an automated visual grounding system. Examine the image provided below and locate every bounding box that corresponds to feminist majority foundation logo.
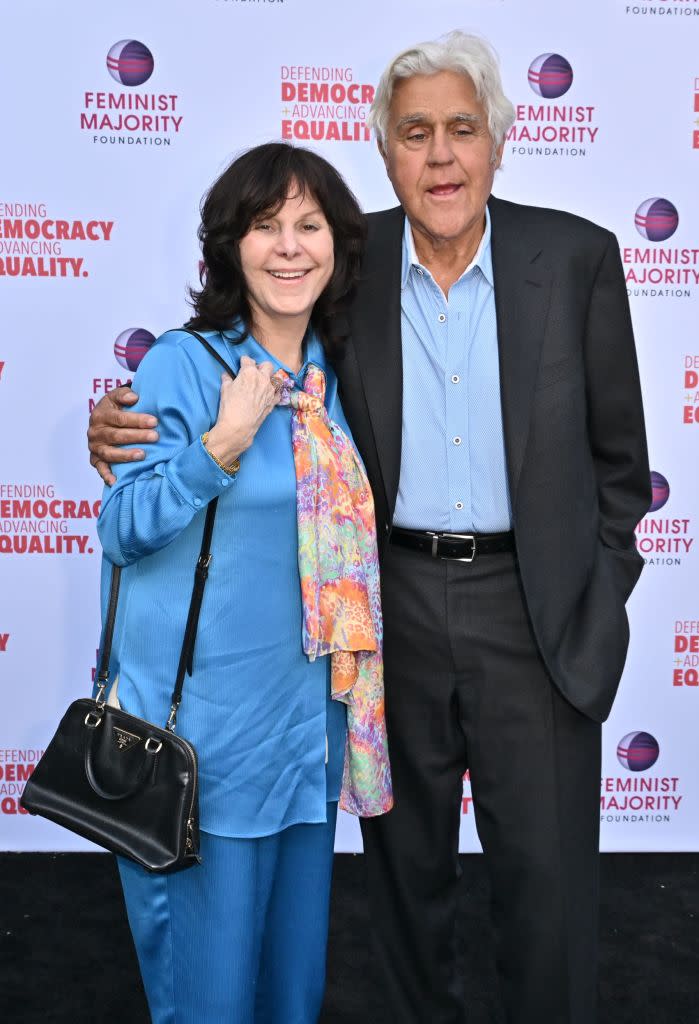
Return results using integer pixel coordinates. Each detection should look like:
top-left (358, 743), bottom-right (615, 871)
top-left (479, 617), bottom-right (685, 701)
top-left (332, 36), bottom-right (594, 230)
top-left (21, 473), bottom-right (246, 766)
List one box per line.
top-left (280, 64), bottom-right (374, 143)
top-left (650, 470), bottom-right (670, 512)
top-left (601, 731), bottom-right (683, 825)
top-left (635, 471), bottom-right (694, 566)
top-left (114, 328), bottom-right (156, 371)
top-left (508, 53), bottom-right (598, 159)
top-left (617, 731), bottom-right (660, 771)
top-left (527, 53), bottom-right (573, 98)
top-left (624, 198), bottom-right (699, 298)
top-left (106, 40), bottom-right (154, 86)
top-left (89, 327), bottom-right (156, 412)
top-left (635, 198), bottom-right (679, 241)
top-left (80, 40), bottom-right (183, 147)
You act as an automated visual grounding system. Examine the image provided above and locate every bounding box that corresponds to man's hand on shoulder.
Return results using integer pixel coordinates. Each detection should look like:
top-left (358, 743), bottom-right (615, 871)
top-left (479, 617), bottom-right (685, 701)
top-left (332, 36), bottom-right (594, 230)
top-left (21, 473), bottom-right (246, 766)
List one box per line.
top-left (87, 386), bottom-right (159, 486)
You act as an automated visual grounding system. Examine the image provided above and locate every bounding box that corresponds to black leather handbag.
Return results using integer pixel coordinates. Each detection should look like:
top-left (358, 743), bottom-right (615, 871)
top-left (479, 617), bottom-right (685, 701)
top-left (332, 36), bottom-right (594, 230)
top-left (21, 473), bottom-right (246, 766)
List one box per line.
top-left (21, 329), bottom-right (234, 872)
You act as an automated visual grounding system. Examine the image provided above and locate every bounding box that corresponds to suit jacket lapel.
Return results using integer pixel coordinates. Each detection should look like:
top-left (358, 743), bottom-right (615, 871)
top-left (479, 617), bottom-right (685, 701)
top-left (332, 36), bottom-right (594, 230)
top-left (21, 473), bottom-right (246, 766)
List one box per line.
top-left (349, 206), bottom-right (404, 513)
top-left (489, 196), bottom-right (552, 505)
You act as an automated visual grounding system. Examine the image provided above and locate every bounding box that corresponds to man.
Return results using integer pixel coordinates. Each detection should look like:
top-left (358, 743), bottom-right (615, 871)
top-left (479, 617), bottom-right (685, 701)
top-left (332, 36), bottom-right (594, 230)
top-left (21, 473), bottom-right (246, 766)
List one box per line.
top-left (88, 32), bottom-right (651, 1024)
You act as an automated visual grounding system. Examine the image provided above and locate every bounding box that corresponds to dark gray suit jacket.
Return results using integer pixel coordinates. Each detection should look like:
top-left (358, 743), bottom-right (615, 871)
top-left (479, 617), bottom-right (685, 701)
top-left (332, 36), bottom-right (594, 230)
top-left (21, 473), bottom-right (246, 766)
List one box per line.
top-left (335, 195), bottom-right (652, 722)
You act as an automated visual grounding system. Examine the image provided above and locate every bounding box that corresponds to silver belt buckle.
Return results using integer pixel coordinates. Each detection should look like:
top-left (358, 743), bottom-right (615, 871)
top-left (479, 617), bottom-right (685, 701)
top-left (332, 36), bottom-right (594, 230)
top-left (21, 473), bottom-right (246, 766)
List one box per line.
top-left (440, 532), bottom-right (477, 563)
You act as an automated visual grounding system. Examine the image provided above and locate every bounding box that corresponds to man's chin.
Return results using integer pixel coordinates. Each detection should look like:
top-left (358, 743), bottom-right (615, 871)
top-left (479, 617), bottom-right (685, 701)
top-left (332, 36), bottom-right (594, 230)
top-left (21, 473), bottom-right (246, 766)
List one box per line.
top-left (419, 219), bottom-right (475, 245)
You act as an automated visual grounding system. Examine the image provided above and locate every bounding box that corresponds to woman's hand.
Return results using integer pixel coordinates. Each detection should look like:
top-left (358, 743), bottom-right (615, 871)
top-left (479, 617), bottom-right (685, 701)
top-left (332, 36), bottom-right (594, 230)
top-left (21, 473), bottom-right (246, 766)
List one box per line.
top-left (205, 357), bottom-right (281, 466)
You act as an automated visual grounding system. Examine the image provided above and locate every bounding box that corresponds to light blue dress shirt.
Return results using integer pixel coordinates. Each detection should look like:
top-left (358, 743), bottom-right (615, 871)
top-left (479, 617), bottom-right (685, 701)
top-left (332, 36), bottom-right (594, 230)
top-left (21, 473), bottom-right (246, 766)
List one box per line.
top-left (97, 327), bottom-right (347, 839)
top-left (393, 208), bottom-right (513, 533)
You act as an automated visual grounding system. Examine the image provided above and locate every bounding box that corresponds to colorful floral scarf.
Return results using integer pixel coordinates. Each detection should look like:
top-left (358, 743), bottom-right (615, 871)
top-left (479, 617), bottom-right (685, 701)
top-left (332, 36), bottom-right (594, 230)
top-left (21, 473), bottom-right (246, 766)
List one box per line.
top-left (277, 365), bottom-right (393, 817)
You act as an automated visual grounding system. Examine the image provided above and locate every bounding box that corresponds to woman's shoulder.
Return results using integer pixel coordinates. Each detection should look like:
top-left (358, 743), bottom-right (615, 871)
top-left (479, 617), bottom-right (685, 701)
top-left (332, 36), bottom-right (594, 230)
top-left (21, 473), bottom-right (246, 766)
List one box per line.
top-left (135, 327), bottom-right (230, 377)
top-left (124, 329), bottom-right (234, 415)
top-left (154, 326), bottom-right (221, 358)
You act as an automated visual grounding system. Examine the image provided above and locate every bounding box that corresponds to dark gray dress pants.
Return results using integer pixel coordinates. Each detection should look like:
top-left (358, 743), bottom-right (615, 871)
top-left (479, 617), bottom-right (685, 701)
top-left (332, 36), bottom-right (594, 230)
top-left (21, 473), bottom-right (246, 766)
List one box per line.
top-left (361, 542), bottom-right (602, 1024)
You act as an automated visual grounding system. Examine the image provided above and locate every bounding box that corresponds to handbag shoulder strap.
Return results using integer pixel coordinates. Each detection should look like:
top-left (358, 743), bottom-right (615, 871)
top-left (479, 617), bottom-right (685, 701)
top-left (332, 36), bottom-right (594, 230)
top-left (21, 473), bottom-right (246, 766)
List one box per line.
top-left (95, 565), bottom-right (121, 701)
top-left (165, 327), bottom-right (238, 730)
top-left (180, 326), bottom-right (238, 379)
top-left (96, 327), bottom-right (238, 730)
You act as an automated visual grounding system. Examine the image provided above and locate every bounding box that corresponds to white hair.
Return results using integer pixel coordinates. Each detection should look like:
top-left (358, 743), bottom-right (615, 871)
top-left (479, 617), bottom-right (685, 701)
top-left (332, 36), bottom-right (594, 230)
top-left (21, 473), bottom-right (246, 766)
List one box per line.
top-left (368, 31), bottom-right (515, 155)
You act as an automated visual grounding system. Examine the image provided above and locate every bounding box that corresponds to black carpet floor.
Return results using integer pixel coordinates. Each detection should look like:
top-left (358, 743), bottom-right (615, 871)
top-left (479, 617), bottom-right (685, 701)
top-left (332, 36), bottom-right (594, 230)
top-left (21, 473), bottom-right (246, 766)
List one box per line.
top-left (0, 853), bottom-right (696, 1023)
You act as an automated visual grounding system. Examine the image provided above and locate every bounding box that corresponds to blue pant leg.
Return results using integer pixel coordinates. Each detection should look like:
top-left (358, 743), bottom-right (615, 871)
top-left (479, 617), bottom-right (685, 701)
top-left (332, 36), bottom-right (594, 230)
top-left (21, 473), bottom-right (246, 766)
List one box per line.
top-left (254, 802), bottom-right (338, 1024)
top-left (118, 831), bottom-right (268, 1024)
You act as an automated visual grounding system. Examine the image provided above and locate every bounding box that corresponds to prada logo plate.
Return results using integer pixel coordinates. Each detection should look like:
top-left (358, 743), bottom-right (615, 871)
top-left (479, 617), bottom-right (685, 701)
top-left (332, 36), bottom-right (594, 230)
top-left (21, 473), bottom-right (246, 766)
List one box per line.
top-left (113, 727), bottom-right (142, 752)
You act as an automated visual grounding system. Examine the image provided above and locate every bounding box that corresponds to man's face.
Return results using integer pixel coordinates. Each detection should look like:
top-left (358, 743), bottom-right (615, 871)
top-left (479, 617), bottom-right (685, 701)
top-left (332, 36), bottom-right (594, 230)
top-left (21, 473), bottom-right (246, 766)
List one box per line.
top-left (380, 70), bottom-right (503, 250)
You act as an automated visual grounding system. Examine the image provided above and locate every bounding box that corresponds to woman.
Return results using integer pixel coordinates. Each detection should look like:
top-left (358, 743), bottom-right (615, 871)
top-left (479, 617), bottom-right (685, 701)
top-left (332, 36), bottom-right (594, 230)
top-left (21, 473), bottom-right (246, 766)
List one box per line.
top-left (97, 142), bottom-right (392, 1023)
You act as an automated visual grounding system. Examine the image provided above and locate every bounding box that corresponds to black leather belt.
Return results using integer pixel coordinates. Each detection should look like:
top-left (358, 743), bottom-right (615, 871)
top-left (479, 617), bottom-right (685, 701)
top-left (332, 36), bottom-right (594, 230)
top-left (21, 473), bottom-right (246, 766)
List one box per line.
top-left (390, 527), bottom-right (515, 563)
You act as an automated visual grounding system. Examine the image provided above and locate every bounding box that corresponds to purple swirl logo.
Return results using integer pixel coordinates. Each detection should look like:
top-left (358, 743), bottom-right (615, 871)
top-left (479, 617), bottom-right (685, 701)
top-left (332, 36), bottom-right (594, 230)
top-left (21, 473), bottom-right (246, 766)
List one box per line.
top-left (617, 732), bottom-right (660, 773)
top-left (649, 471), bottom-right (670, 513)
top-left (106, 40), bottom-right (154, 87)
top-left (528, 53), bottom-right (573, 99)
top-left (635, 198), bottom-right (679, 242)
top-left (114, 328), bottom-right (155, 371)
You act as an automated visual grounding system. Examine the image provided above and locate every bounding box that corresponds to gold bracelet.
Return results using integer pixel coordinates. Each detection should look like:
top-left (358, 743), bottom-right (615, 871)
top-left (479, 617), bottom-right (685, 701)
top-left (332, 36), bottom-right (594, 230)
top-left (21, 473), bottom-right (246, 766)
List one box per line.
top-left (201, 432), bottom-right (240, 475)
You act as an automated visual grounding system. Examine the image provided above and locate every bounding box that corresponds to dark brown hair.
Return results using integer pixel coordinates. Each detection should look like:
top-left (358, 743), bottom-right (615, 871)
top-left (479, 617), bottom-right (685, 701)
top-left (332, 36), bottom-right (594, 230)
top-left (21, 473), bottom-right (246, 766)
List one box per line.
top-left (187, 142), bottom-right (365, 356)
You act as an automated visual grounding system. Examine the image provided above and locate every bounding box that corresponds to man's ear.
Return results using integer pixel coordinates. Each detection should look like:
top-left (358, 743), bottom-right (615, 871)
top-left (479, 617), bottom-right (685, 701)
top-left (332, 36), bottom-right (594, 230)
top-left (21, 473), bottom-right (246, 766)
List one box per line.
top-left (377, 138), bottom-right (390, 174)
top-left (493, 140), bottom-right (505, 171)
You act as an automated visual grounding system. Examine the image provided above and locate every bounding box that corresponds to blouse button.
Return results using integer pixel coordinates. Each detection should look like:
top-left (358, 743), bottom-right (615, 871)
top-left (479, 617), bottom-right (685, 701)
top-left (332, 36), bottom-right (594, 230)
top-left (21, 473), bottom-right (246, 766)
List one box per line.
top-left (220, 478), bottom-right (229, 487)
top-left (193, 497), bottom-right (202, 506)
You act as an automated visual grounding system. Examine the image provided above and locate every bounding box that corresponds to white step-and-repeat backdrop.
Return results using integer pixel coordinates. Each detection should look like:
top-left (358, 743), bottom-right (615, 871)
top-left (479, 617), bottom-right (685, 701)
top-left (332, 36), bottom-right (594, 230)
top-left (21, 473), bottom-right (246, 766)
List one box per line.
top-left (1, 0), bottom-right (697, 853)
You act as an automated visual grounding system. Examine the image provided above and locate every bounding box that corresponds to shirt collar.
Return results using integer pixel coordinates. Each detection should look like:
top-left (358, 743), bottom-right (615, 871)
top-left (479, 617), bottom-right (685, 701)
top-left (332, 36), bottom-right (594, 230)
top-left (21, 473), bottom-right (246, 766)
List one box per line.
top-left (400, 205), bottom-right (493, 290)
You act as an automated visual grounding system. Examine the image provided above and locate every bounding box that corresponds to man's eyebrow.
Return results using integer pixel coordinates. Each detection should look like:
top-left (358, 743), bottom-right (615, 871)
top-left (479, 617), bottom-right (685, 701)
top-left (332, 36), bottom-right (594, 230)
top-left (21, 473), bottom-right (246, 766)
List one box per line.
top-left (394, 111), bottom-right (482, 131)
top-left (395, 113), bottom-right (430, 131)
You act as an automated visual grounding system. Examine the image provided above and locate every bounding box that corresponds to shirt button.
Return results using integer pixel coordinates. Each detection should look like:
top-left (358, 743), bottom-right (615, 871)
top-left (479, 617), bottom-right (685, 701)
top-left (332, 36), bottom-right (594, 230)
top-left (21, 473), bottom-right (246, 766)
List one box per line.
top-left (455, 501), bottom-right (464, 511)
top-left (416, 267), bottom-right (424, 275)
top-left (451, 375), bottom-right (460, 384)
top-left (220, 478), bottom-right (229, 487)
top-left (453, 436), bottom-right (462, 446)
top-left (438, 313), bottom-right (446, 323)
top-left (193, 497), bottom-right (202, 506)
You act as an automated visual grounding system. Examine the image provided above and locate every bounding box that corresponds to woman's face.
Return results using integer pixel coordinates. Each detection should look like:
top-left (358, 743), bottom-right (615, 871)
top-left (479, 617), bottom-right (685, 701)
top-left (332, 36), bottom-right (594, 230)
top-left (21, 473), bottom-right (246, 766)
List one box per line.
top-left (239, 187), bottom-right (334, 333)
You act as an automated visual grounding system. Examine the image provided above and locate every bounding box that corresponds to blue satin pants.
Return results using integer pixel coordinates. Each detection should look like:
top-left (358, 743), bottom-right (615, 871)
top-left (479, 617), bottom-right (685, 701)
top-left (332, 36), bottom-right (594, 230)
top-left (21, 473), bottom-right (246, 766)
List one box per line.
top-left (118, 803), bottom-right (338, 1023)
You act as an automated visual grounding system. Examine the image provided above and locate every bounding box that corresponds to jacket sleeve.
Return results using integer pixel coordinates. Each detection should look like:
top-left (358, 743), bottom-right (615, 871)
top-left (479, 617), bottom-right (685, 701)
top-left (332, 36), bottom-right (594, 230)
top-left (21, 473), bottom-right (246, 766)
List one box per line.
top-left (583, 232), bottom-right (652, 595)
top-left (97, 336), bottom-right (234, 566)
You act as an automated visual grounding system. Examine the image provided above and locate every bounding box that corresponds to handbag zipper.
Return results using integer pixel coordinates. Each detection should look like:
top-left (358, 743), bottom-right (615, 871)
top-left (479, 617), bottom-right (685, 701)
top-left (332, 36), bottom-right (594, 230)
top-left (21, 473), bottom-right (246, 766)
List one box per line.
top-left (174, 733), bottom-right (199, 858)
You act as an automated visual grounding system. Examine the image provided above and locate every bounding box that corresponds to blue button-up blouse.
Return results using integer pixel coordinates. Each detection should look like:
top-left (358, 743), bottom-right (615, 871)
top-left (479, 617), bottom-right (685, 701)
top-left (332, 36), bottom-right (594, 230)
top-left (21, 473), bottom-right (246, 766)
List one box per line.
top-left (97, 327), bottom-right (348, 838)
